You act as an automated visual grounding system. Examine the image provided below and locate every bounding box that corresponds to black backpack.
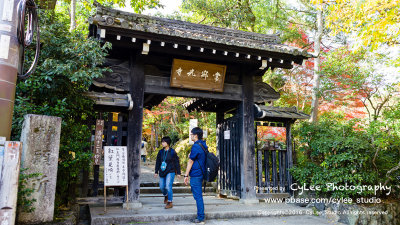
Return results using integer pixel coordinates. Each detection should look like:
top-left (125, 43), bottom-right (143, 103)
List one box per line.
top-left (196, 143), bottom-right (219, 182)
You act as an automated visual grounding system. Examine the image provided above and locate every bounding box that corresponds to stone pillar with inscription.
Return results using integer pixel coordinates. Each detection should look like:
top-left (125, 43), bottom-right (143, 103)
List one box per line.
top-left (18, 114), bottom-right (62, 223)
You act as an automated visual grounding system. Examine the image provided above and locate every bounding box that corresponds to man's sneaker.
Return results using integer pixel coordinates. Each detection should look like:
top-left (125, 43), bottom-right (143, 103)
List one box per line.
top-left (164, 196), bottom-right (168, 204)
top-left (190, 218), bottom-right (205, 224)
top-left (165, 202), bottom-right (173, 209)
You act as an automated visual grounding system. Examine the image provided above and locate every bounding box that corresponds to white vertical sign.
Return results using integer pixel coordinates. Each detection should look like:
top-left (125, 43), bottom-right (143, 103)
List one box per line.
top-left (189, 119), bottom-right (198, 145)
top-left (224, 130), bottom-right (230, 140)
top-left (104, 146), bottom-right (128, 186)
top-left (0, 35), bottom-right (10, 59)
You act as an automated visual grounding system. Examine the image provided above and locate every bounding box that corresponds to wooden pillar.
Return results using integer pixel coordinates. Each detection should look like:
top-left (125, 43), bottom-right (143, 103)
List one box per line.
top-left (216, 111), bottom-right (224, 126)
top-left (238, 68), bottom-right (257, 203)
top-left (124, 53), bottom-right (145, 209)
top-left (286, 121), bottom-right (294, 194)
top-left (216, 111), bottom-right (224, 194)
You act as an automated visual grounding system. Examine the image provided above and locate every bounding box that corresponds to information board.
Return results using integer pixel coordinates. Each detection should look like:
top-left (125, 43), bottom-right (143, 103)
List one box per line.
top-left (104, 146), bottom-right (128, 186)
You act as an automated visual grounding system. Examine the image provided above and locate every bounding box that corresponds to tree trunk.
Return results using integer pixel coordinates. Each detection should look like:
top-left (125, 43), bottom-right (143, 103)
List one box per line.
top-left (155, 123), bottom-right (159, 148)
top-left (69, 0), bottom-right (76, 31)
top-left (310, 7), bottom-right (323, 123)
top-left (151, 124), bottom-right (155, 154)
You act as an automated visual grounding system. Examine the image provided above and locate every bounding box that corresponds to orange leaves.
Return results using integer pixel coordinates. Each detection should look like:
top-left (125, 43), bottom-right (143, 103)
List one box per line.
top-left (257, 126), bottom-right (286, 143)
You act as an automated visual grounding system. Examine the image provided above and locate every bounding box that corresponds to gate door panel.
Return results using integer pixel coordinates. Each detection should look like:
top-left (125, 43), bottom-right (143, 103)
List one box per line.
top-left (217, 115), bottom-right (241, 197)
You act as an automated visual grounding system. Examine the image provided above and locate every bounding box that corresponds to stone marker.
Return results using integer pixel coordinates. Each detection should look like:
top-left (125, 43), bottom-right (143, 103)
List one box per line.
top-left (18, 114), bottom-right (62, 223)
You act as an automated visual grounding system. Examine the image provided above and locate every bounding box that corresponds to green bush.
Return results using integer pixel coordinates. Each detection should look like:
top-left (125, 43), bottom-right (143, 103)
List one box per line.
top-left (291, 113), bottom-right (380, 198)
top-left (12, 10), bottom-right (110, 208)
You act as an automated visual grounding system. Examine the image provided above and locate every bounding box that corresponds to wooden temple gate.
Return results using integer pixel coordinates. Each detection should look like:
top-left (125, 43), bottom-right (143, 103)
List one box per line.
top-left (85, 2), bottom-right (311, 205)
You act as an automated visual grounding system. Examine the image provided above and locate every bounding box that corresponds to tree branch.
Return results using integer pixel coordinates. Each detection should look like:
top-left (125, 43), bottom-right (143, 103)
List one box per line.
top-left (384, 160), bottom-right (400, 186)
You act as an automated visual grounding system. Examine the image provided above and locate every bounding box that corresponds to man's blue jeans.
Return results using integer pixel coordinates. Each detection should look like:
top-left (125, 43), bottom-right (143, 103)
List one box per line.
top-left (190, 176), bottom-right (205, 221)
top-left (159, 172), bottom-right (175, 202)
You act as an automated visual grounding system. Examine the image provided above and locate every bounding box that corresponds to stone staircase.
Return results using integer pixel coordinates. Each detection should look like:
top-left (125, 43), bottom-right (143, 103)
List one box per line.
top-left (140, 182), bottom-right (217, 197)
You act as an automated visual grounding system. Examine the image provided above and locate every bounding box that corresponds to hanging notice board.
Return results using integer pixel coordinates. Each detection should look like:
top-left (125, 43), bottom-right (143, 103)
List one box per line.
top-left (103, 146), bottom-right (128, 212)
top-left (104, 146), bottom-right (128, 186)
top-left (170, 59), bottom-right (227, 92)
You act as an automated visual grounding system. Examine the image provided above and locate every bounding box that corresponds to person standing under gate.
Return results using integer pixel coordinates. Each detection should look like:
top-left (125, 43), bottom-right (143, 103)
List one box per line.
top-left (154, 136), bottom-right (181, 209)
top-left (184, 127), bottom-right (207, 224)
top-left (141, 138), bottom-right (148, 163)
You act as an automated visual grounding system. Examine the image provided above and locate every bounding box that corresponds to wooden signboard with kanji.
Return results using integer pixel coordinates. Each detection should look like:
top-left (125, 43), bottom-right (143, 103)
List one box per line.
top-left (93, 119), bottom-right (104, 165)
top-left (170, 59), bottom-right (227, 92)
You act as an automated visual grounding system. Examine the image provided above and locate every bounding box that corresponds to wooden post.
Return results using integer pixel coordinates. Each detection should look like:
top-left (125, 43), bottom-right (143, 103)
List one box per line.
top-left (238, 68), bottom-right (257, 203)
top-left (216, 111), bottom-right (224, 194)
top-left (234, 119), bottom-right (240, 196)
top-left (286, 121), bottom-right (294, 194)
top-left (0, 141), bottom-right (22, 225)
top-left (257, 150), bottom-right (262, 193)
top-left (255, 123), bottom-right (262, 192)
top-left (271, 149), bottom-right (277, 192)
top-left (278, 149), bottom-right (285, 193)
top-left (264, 150), bottom-right (270, 191)
top-left (104, 186), bottom-right (107, 212)
top-left (125, 53), bottom-right (145, 208)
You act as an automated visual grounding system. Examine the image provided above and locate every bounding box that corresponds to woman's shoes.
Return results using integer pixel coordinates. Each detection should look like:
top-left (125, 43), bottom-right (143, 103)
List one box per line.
top-left (165, 202), bottom-right (173, 209)
top-left (164, 196), bottom-right (168, 204)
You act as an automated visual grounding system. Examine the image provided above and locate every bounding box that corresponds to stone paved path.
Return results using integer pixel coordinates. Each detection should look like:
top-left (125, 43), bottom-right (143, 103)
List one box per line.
top-left (140, 160), bottom-right (185, 183)
top-left (91, 159), bottom-right (345, 225)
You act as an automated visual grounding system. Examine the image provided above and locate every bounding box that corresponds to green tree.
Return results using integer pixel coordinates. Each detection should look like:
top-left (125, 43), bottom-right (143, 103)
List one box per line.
top-left (319, 47), bottom-right (398, 121)
top-left (323, 0), bottom-right (400, 50)
top-left (12, 10), bottom-right (111, 207)
top-left (180, 0), bottom-right (305, 42)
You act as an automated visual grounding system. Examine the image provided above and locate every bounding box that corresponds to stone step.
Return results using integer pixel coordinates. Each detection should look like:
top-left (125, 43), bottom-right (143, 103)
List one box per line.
top-left (90, 196), bottom-right (316, 225)
top-left (77, 193), bottom-right (218, 205)
top-left (140, 193), bottom-right (217, 198)
top-left (140, 182), bottom-right (215, 187)
top-left (140, 186), bottom-right (216, 194)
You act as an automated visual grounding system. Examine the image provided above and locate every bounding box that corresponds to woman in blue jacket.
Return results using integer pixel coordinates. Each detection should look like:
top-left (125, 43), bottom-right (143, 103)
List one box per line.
top-left (154, 136), bottom-right (181, 209)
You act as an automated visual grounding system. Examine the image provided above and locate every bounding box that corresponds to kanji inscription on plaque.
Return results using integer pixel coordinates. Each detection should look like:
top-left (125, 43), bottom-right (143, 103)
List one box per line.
top-left (170, 59), bottom-right (227, 92)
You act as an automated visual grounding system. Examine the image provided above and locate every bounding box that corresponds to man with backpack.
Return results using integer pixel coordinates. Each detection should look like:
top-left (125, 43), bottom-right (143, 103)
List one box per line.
top-left (184, 127), bottom-right (207, 224)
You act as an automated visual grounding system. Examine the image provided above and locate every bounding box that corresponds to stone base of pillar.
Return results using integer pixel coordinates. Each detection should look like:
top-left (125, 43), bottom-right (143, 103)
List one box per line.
top-left (239, 198), bottom-right (259, 205)
top-left (123, 201), bottom-right (143, 210)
